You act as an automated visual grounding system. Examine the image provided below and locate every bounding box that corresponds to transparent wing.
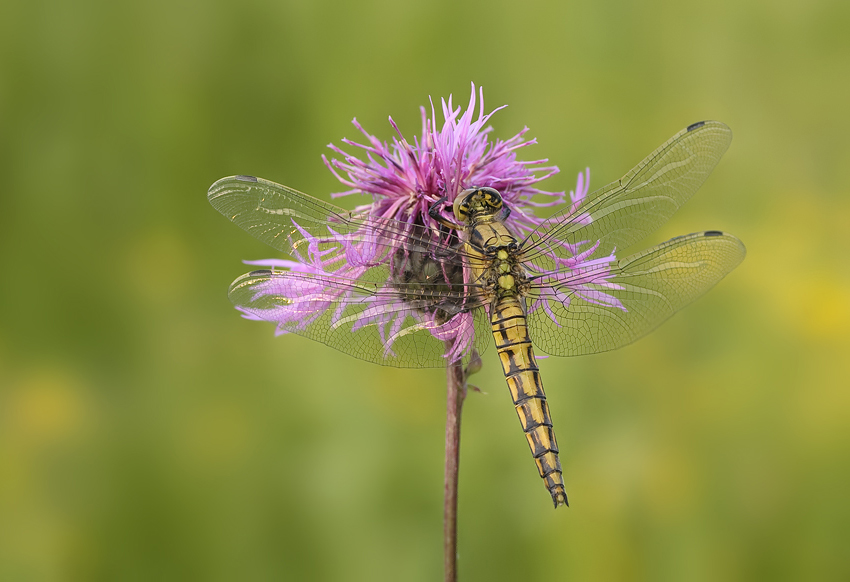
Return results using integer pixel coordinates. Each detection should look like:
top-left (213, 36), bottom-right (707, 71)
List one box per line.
top-left (208, 175), bottom-right (475, 264)
top-left (229, 267), bottom-right (492, 368)
top-left (210, 175), bottom-right (494, 366)
top-left (525, 231), bottom-right (745, 356)
top-left (521, 121), bottom-right (733, 266)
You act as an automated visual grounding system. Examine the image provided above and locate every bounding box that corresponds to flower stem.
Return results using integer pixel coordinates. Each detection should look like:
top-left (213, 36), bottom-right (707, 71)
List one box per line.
top-left (444, 356), bottom-right (467, 582)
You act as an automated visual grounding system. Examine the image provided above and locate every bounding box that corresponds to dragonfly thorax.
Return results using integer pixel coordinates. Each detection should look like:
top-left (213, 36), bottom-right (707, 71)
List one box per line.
top-left (485, 247), bottom-right (528, 299)
top-left (453, 187), bottom-right (527, 298)
top-left (453, 187), bottom-right (503, 224)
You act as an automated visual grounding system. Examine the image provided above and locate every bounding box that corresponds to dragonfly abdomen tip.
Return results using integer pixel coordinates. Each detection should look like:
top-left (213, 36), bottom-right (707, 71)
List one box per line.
top-left (551, 489), bottom-right (569, 508)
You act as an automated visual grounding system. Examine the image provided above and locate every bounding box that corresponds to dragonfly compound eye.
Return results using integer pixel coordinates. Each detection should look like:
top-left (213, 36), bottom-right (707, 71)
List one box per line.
top-left (479, 187), bottom-right (503, 209)
top-left (453, 189), bottom-right (477, 222)
top-left (453, 187), bottom-right (504, 221)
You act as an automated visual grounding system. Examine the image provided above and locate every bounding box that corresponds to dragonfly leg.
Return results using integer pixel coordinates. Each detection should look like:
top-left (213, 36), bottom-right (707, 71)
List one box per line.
top-left (428, 196), bottom-right (463, 230)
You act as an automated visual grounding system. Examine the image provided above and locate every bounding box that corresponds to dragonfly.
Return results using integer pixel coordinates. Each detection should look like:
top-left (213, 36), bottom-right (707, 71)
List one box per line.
top-left (208, 120), bottom-right (745, 508)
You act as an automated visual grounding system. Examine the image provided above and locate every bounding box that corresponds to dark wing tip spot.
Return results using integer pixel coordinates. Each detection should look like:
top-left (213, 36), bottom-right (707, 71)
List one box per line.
top-left (686, 121), bottom-right (707, 132)
top-left (249, 269), bottom-right (272, 276)
top-left (704, 230), bottom-right (724, 237)
top-left (236, 175), bottom-right (258, 182)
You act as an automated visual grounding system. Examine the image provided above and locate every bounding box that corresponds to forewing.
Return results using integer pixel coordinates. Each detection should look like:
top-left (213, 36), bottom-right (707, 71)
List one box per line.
top-left (522, 121), bottom-right (733, 265)
top-left (229, 267), bottom-right (492, 368)
top-left (526, 231), bottom-right (745, 356)
top-left (208, 175), bottom-right (465, 262)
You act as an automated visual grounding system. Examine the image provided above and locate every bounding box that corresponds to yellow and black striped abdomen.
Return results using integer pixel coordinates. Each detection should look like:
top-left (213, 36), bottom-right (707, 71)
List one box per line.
top-left (491, 296), bottom-right (568, 508)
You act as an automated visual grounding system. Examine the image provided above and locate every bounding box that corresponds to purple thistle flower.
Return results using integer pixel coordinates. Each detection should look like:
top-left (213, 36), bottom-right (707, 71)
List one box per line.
top-left (324, 83), bottom-right (565, 240)
top-left (243, 84), bottom-right (623, 363)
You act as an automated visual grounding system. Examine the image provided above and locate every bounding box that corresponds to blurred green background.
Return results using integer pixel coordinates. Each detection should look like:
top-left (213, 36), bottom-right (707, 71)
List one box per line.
top-left (1, 0), bottom-right (848, 580)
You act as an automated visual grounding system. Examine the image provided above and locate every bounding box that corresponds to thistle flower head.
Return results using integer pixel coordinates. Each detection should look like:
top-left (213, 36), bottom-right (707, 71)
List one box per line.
top-left (324, 83), bottom-right (564, 238)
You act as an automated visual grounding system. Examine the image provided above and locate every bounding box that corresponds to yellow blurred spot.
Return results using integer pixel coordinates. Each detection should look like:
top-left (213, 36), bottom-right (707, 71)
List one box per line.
top-left (799, 276), bottom-right (850, 339)
top-left (763, 266), bottom-right (850, 341)
top-left (5, 369), bottom-right (89, 445)
top-left (745, 193), bottom-right (850, 341)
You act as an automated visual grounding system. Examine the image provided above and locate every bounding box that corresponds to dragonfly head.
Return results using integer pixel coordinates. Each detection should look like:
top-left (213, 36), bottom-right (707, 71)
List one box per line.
top-left (453, 187), bottom-right (504, 223)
